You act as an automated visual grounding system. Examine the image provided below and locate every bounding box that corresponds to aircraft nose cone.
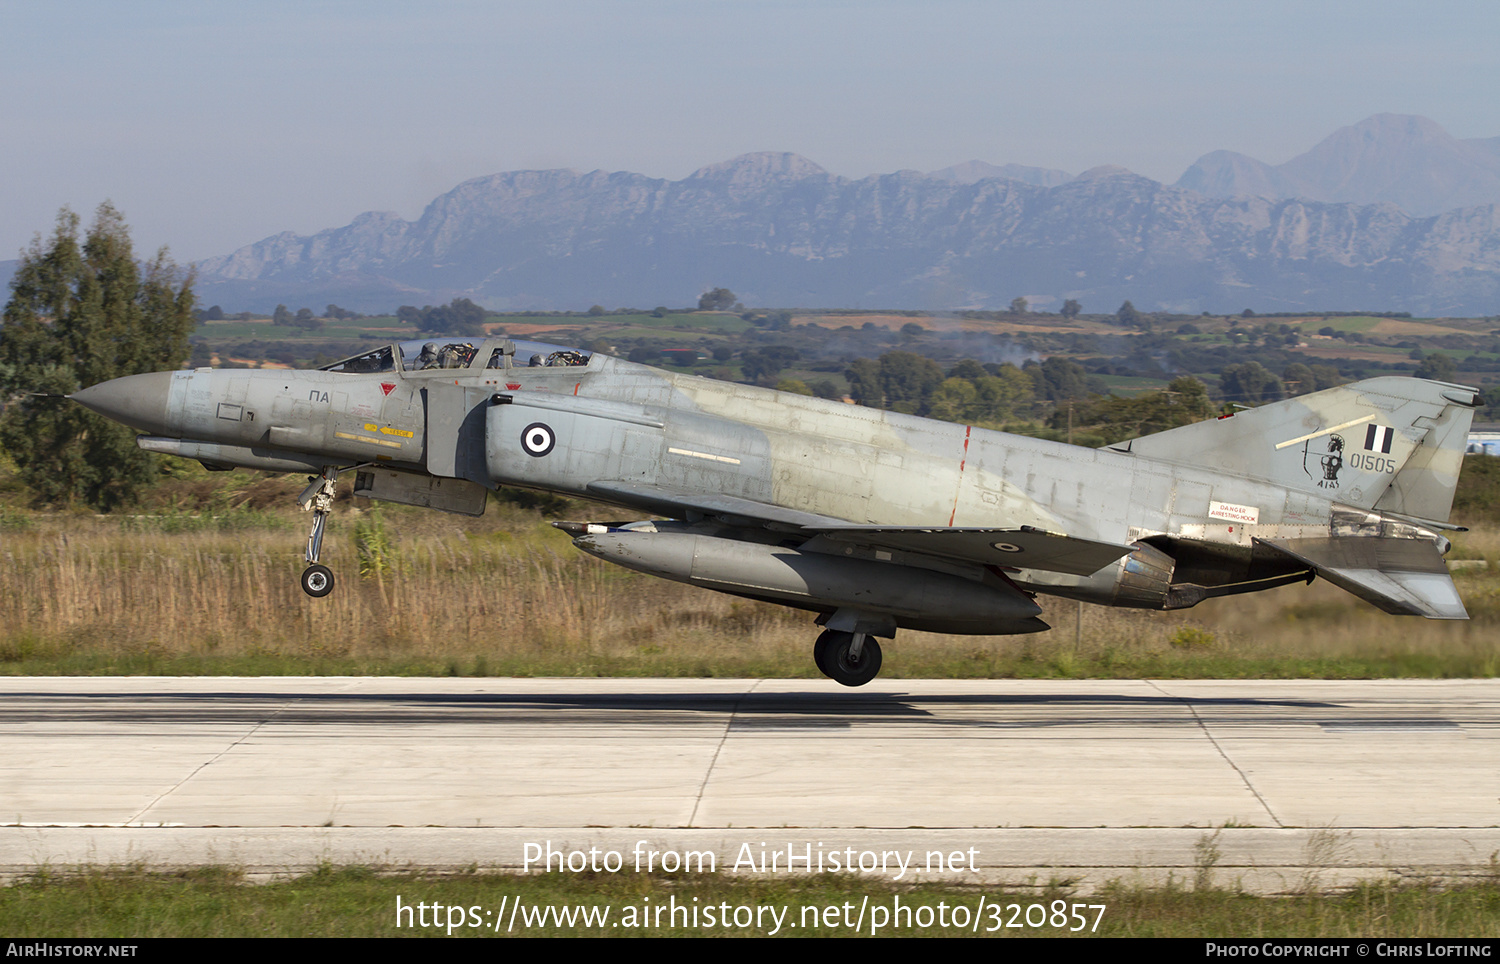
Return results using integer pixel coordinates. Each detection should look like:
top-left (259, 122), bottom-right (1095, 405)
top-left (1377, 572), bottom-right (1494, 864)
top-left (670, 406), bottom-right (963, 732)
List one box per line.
top-left (70, 371), bottom-right (175, 434)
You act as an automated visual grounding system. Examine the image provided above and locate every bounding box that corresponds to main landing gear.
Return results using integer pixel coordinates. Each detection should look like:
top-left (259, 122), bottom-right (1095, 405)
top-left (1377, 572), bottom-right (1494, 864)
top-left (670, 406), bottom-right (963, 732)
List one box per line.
top-left (813, 629), bottom-right (883, 687)
top-left (298, 466), bottom-right (340, 598)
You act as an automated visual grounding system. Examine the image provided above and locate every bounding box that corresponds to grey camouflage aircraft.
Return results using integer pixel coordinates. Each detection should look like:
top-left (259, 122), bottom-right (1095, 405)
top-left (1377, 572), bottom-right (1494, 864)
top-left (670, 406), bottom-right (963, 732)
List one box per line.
top-left (71, 335), bottom-right (1482, 686)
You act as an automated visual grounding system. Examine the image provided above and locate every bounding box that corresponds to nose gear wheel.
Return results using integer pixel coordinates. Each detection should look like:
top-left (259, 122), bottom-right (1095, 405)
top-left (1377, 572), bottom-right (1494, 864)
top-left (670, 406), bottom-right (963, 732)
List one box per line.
top-left (301, 564), bottom-right (334, 597)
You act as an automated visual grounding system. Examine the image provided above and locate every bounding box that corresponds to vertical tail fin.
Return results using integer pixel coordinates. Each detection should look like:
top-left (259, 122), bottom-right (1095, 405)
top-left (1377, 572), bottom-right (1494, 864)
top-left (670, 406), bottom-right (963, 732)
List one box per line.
top-left (1123, 377), bottom-right (1483, 522)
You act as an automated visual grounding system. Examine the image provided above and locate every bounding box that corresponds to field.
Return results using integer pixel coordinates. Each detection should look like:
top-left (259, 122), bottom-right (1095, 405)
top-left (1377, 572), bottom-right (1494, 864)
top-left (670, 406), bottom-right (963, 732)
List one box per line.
top-left (186, 309), bottom-right (1500, 418)
top-left (2, 865), bottom-right (1497, 937)
top-left (1, 460), bottom-right (1496, 680)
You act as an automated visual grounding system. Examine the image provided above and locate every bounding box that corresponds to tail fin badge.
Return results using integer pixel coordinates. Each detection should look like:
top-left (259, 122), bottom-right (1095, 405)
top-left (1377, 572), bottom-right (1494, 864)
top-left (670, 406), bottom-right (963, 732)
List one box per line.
top-left (1303, 434), bottom-right (1344, 489)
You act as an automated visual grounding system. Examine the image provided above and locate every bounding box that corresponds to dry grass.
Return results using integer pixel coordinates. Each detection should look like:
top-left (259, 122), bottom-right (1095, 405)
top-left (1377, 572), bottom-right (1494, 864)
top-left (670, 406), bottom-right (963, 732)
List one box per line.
top-left (0, 498), bottom-right (1495, 679)
top-left (7, 865), bottom-right (1498, 937)
top-left (0, 501), bottom-right (820, 676)
top-left (1446, 527), bottom-right (1500, 562)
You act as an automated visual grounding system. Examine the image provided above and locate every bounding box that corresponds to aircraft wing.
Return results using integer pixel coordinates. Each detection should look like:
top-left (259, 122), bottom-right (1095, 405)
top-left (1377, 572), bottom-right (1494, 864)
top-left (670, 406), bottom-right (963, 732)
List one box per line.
top-left (586, 481), bottom-right (851, 529)
top-left (1255, 536), bottom-right (1469, 619)
top-left (586, 481), bottom-right (1134, 576)
top-left (811, 526), bottom-right (1134, 576)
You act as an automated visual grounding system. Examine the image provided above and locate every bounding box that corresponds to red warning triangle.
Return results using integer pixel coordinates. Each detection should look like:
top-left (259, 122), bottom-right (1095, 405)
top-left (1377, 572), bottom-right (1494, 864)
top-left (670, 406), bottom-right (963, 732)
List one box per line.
top-left (380, 382), bottom-right (396, 396)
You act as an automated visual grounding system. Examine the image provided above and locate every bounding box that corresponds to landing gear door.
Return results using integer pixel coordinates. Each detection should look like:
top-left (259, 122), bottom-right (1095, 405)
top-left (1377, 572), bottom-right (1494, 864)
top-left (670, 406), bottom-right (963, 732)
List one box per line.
top-left (354, 467), bottom-right (488, 516)
top-left (424, 385), bottom-right (492, 483)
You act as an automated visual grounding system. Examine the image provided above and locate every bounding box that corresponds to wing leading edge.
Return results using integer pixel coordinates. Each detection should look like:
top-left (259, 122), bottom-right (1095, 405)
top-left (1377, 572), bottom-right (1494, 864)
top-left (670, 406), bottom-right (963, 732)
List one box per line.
top-left (586, 480), bottom-right (1135, 576)
top-left (812, 525), bottom-right (1134, 576)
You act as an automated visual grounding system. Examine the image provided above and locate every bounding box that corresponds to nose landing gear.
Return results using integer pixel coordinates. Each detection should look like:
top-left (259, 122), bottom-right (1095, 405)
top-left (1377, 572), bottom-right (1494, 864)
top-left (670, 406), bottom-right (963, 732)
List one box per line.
top-left (298, 466), bottom-right (341, 597)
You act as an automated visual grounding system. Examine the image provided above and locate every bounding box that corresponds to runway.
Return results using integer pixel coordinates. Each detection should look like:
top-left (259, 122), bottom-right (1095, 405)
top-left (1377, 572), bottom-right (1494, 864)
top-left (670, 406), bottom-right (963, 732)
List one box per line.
top-left (2, 677), bottom-right (1497, 893)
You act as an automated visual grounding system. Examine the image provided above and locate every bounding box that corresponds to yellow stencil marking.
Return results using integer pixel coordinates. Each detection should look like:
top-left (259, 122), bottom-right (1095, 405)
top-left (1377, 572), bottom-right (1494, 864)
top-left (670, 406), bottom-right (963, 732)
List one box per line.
top-left (335, 431), bottom-right (402, 449)
top-left (361, 422), bottom-right (413, 439)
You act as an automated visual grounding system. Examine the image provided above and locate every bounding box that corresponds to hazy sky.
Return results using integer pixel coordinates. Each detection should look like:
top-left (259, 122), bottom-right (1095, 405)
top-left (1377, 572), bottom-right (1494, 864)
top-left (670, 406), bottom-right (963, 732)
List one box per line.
top-left (4, 0), bottom-right (1498, 262)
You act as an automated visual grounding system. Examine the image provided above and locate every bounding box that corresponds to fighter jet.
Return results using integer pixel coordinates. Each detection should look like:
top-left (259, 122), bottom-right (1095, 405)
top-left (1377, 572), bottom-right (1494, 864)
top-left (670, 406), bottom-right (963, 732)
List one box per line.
top-left (71, 335), bottom-right (1482, 686)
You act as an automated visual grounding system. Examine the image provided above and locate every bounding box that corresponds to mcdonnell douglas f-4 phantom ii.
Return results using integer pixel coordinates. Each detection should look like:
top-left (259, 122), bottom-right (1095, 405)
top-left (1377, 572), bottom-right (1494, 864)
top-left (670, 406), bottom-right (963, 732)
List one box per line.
top-left (72, 335), bottom-right (1482, 685)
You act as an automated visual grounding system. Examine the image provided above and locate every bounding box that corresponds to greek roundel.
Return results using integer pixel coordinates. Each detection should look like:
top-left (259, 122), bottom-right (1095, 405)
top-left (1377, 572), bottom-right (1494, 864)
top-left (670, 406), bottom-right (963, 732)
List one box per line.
top-left (521, 422), bottom-right (556, 457)
top-left (1364, 424), bottom-right (1394, 454)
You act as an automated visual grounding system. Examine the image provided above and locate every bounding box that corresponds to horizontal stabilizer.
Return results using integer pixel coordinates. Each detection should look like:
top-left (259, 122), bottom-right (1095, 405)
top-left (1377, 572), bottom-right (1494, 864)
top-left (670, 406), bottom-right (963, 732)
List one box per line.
top-left (1256, 536), bottom-right (1468, 619)
top-left (816, 526), bottom-right (1135, 576)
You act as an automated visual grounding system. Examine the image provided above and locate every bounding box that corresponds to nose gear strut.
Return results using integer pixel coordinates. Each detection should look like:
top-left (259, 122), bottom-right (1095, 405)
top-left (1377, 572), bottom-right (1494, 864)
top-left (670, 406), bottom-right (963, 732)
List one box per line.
top-left (298, 466), bottom-right (341, 597)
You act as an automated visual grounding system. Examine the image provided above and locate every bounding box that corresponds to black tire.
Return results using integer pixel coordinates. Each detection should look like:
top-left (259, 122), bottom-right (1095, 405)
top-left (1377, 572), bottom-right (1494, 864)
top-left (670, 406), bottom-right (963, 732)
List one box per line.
top-left (813, 630), bottom-right (843, 678)
top-left (301, 564), bottom-right (335, 598)
top-left (828, 635), bottom-right (882, 687)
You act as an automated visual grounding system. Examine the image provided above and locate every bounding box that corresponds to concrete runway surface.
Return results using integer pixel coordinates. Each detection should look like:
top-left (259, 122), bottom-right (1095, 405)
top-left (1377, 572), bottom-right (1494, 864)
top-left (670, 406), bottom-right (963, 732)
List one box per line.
top-left (1, 677), bottom-right (1497, 893)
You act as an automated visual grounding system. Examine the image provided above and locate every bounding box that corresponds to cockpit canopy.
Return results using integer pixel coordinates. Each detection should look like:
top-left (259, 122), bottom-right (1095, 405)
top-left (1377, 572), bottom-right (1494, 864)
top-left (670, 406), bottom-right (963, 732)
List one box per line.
top-left (320, 344), bottom-right (396, 374)
top-left (319, 337), bottom-right (592, 374)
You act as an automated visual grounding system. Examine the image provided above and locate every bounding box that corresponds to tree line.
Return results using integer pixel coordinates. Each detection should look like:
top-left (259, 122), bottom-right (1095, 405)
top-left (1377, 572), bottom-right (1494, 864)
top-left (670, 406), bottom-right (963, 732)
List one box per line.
top-left (0, 204), bottom-right (195, 509)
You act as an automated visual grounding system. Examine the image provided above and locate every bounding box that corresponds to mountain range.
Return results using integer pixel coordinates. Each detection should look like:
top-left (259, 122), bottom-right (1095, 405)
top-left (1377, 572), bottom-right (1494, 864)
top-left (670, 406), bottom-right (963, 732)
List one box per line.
top-left (1176, 114), bottom-right (1500, 217)
top-left (171, 115), bottom-right (1500, 316)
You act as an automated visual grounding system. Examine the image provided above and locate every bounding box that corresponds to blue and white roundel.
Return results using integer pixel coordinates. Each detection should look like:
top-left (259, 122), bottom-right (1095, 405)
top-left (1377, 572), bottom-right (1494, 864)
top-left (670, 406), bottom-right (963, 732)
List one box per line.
top-left (521, 422), bottom-right (555, 457)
